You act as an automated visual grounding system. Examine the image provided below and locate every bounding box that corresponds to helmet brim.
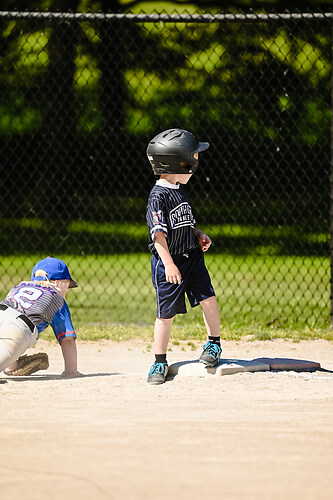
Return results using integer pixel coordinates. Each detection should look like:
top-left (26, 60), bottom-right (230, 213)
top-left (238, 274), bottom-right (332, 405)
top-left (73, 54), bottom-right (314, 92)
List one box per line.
top-left (195, 141), bottom-right (210, 153)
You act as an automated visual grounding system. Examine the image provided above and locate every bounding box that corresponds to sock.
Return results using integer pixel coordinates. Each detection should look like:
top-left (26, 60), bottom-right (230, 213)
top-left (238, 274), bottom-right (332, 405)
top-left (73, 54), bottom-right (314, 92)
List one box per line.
top-left (208, 336), bottom-right (221, 346)
top-left (155, 354), bottom-right (167, 364)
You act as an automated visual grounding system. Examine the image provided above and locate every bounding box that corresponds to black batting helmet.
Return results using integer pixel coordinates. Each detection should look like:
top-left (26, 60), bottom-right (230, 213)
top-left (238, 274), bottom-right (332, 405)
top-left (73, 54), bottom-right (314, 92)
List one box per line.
top-left (146, 128), bottom-right (209, 175)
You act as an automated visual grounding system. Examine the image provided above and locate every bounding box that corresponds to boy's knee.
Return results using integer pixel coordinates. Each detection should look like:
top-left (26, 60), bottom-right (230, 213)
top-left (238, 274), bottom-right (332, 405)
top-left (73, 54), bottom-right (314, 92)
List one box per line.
top-left (200, 295), bottom-right (217, 306)
top-left (156, 316), bottom-right (175, 324)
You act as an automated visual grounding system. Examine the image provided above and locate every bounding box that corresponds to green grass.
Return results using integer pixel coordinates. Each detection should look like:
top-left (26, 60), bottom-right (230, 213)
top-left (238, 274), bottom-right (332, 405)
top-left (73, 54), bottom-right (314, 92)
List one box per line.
top-left (39, 323), bottom-right (333, 344)
top-left (1, 218), bottom-right (328, 256)
top-left (0, 252), bottom-right (331, 341)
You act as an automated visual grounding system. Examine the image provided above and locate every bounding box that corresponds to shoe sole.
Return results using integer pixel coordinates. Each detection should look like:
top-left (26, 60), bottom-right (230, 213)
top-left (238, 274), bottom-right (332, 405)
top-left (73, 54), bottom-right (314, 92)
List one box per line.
top-left (147, 365), bottom-right (168, 385)
top-left (199, 358), bottom-right (219, 368)
top-left (147, 378), bottom-right (165, 385)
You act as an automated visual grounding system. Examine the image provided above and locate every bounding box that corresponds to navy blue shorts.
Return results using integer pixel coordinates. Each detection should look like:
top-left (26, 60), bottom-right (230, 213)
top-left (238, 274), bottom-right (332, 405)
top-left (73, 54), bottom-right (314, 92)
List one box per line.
top-left (151, 247), bottom-right (215, 319)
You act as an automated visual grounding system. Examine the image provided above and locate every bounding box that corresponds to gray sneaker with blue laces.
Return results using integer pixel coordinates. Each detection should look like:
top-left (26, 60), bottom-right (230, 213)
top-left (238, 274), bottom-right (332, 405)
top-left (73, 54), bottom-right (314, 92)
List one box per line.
top-left (147, 362), bottom-right (169, 385)
top-left (199, 342), bottom-right (222, 367)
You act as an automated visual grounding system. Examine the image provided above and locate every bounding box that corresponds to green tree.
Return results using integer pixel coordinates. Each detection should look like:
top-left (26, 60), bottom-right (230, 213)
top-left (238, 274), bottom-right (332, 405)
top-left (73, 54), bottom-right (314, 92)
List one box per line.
top-left (0, 0), bottom-right (331, 225)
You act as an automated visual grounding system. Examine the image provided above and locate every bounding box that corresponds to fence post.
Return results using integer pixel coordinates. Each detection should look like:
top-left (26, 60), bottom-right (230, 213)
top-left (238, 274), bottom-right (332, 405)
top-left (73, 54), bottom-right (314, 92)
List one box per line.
top-left (331, 20), bottom-right (333, 328)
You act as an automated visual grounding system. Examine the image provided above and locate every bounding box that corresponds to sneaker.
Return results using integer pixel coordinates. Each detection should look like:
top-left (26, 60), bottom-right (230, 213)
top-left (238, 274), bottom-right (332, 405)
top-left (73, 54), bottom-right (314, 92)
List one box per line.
top-left (199, 342), bottom-right (222, 367)
top-left (147, 362), bottom-right (168, 385)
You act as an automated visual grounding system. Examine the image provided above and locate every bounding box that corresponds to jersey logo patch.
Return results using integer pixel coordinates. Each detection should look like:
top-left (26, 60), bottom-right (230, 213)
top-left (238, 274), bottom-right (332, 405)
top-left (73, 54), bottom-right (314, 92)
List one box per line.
top-left (169, 202), bottom-right (194, 229)
top-left (152, 210), bottom-right (163, 225)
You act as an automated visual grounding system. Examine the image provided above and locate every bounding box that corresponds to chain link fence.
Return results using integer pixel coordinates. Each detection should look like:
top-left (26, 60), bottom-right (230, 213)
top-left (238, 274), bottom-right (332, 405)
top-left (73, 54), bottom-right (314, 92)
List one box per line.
top-left (0, 10), bottom-right (331, 330)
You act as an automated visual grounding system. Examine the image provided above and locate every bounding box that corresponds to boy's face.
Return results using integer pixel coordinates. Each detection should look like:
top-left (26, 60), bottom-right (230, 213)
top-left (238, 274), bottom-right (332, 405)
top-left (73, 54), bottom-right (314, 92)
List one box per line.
top-left (54, 279), bottom-right (70, 298)
top-left (160, 152), bottom-right (199, 184)
top-left (160, 173), bottom-right (192, 185)
top-left (178, 153), bottom-right (198, 182)
top-left (176, 173), bottom-right (192, 184)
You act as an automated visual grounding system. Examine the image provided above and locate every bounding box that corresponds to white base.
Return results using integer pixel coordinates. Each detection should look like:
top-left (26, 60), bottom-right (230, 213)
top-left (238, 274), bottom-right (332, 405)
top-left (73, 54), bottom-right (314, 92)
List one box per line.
top-left (168, 358), bottom-right (270, 377)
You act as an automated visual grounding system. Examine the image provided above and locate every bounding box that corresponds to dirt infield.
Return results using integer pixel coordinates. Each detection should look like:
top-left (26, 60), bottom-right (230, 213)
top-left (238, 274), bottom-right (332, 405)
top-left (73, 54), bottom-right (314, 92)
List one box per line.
top-left (1, 338), bottom-right (333, 500)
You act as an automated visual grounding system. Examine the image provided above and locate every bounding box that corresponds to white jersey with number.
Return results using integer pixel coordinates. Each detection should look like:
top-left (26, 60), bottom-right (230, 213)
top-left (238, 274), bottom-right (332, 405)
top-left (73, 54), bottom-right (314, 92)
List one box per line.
top-left (1, 281), bottom-right (76, 343)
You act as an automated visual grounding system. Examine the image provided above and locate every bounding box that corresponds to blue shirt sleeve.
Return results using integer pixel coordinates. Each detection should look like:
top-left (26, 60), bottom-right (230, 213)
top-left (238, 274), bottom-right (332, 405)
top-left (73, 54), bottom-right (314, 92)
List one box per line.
top-left (50, 302), bottom-right (76, 344)
top-left (36, 321), bottom-right (49, 336)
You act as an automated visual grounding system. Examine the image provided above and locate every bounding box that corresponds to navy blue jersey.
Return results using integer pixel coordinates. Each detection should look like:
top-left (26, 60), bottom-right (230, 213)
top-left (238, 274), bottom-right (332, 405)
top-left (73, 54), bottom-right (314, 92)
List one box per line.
top-left (146, 180), bottom-right (198, 256)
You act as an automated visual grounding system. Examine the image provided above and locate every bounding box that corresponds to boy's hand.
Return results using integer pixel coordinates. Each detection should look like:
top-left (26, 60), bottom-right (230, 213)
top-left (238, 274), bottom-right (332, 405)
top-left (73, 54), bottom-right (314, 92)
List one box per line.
top-left (61, 370), bottom-right (84, 378)
top-left (154, 232), bottom-right (182, 283)
top-left (198, 232), bottom-right (212, 252)
top-left (165, 263), bottom-right (182, 284)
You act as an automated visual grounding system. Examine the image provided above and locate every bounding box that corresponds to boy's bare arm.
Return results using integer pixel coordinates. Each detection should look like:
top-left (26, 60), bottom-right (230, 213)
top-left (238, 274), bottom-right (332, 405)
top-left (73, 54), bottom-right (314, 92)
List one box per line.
top-left (194, 227), bottom-right (212, 252)
top-left (154, 231), bottom-right (182, 284)
top-left (60, 337), bottom-right (83, 378)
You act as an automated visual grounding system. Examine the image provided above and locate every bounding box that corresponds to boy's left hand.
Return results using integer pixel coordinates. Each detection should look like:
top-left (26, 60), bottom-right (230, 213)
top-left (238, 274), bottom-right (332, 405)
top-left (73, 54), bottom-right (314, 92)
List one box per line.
top-left (198, 232), bottom-right (212, 252)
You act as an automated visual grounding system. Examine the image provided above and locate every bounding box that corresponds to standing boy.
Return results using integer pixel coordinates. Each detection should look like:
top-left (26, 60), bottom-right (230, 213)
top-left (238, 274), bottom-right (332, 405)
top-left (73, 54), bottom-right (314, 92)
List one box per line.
top-left (0, 256), bottom-right (82, 378)
top-left (146, 128), bottom-right (221, 385)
